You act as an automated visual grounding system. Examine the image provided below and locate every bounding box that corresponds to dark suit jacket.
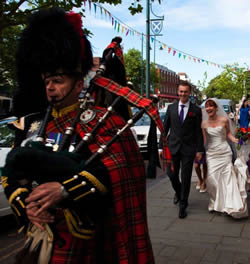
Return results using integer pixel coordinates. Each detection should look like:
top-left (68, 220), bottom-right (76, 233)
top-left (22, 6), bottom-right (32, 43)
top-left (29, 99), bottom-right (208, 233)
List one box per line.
top-left (161, 101), bottom-right (204, 156)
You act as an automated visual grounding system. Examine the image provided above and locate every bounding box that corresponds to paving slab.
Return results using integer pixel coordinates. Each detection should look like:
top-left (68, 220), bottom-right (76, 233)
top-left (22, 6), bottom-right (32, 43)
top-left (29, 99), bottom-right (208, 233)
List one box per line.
top-left (146, 147), bottom-right (250, 264)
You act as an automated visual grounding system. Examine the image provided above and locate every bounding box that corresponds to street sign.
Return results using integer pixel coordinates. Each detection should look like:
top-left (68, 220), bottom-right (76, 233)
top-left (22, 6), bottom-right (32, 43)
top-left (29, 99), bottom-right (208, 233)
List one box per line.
top-left (151, 20), bottom-right (163, 35)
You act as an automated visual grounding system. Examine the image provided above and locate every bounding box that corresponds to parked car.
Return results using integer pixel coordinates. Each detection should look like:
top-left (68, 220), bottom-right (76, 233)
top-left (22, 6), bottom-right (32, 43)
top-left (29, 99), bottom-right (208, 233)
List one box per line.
top-left (0, 120), bottom-right (15, 217)
top-left (132, 108), bottom-right (167, 155)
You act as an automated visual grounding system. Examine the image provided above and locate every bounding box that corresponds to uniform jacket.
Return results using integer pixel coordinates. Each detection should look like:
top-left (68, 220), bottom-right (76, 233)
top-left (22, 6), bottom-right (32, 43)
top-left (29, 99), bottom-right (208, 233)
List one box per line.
top-left (2, 104), bottom-right (154, 264)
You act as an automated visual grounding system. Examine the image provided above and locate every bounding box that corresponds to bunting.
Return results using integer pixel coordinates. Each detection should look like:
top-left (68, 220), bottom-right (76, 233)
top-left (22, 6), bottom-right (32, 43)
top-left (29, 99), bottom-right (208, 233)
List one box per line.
top-left (84, 0), bottom-right (225, 69)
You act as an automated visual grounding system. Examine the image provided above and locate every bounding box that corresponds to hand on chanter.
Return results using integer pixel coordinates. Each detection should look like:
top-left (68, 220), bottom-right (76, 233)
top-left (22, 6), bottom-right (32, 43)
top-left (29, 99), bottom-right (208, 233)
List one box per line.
top-left (26, 206), bottom-right (55, 230)
top-left (26, 182), bottom-right (63, 217)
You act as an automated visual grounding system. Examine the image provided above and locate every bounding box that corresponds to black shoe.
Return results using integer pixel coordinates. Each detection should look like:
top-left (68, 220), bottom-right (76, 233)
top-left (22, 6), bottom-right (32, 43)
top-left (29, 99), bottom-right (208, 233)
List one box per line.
top-left (173, 194), bottom-right (180, 204)
top-left (179, 206), bottom-right (187, 219)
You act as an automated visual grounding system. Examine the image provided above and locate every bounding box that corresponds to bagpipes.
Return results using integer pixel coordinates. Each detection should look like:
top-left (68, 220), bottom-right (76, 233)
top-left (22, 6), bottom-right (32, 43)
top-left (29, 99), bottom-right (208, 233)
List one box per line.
top-left (5, 36), bottom-right (168, 186)
top-left (4, 36), bottom-right (169, 264)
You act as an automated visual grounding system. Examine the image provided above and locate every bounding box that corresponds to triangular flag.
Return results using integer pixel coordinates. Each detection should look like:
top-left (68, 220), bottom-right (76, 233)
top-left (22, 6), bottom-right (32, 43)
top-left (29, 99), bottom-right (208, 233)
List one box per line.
top-left (198, 59), bottom-right (200, 63)
top-left (114, 20), bottom-right (117, 30)
top-left (151, 37), bottom-right (154, 43)
top-left (126, 29), bottom-right (129, 36)
top-left (183, 55), bottom-right (186, 59)
top-left (193, 58), bottom-right (196, 62)
top-left (89, 0), bottom-right (91, 11)
top-left (173, 50), bottom-right (176, 56)
top-left (168, 47), bottom-right (171, 53)
top-left (100, 6), bottom-right (103, 16)
top-left (117, 23), bottom-right (120, 32)
top-left (112, 17), bottom-right (114, 26)
top-left (178, 53), bottom-right (181, 58)
top-left (93, 3), bottom-right (97, 14)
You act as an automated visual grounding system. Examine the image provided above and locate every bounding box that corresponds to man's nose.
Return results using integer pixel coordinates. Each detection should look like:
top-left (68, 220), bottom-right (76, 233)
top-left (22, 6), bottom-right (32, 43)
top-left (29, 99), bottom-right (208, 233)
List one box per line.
top-left (46, 81), bottom-right (54, 90)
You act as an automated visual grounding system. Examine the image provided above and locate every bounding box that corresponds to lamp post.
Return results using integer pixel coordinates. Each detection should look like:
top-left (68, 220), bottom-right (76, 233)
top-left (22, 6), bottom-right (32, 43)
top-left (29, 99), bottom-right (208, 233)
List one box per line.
top-left (150, 4), bottom-right (164, 94)
top-left (146, 0), bottom-right (150, 99)
top-left (141, 34), bottom-right (144, 96)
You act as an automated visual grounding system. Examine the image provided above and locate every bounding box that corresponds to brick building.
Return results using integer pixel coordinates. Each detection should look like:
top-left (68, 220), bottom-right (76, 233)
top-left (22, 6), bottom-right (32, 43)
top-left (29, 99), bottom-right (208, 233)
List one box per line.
top-left (155, 64), bottom-right (180, 105)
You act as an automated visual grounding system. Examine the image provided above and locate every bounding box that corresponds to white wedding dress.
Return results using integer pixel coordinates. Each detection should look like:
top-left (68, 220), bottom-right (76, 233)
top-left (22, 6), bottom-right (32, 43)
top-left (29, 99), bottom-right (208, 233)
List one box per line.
top-left (206, 126), bottom-right (250, 218)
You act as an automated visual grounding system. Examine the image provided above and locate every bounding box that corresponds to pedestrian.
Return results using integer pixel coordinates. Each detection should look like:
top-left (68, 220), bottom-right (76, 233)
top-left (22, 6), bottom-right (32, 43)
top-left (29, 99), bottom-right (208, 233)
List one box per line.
top-left (2, 8), bottom-right (155, 263)
top-left (239, 99), bottom-right (249, 129)
top-left (202, 98), bottom-right (249, 218)
top-left (194, 153), bottom-right (207, 193)
top-left (159, 80), bottom-right (204, 218)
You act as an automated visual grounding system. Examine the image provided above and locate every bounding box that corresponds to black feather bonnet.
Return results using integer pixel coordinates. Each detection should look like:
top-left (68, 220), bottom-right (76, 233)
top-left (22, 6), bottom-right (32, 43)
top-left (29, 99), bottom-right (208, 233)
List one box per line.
top-left (14, 8), bottom-right (93, 116)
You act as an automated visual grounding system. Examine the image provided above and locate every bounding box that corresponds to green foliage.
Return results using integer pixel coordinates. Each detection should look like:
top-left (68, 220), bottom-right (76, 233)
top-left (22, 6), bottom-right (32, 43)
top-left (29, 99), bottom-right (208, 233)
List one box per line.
top-left (0, 0), bottom-right (146, 35)
top-left (0, 26), bottom-right (22, 96)
top-left (245, 71), bottom-right (250, 98)
top-left (124, 48), bottom-right (159, 94)
top-left (204, 64), bottom-right (247, 103)
top-left (0, 0), bottom-right (155, 96)
top-left (0, 124), bottom-right (15, 147)
top-left (124, 49), bottom-right (142, 93)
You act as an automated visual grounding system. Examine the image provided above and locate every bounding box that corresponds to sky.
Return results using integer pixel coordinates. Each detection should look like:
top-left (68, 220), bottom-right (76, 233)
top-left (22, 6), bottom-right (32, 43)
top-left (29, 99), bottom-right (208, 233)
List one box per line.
top-left (79, 0), bottom-right (250, 88)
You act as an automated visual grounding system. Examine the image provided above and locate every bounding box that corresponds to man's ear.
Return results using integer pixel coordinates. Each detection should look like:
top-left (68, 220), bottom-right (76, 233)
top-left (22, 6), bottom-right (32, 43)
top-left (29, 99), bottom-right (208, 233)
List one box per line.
top-left (75, 79), bottom-right (84, 93)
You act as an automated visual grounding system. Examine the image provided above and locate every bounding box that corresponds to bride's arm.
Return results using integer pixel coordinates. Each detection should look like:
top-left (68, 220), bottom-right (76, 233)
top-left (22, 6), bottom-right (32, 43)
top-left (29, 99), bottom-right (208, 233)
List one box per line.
top-left (201, 121), bottom-right (207, 146)
top-left (225, 118), bottom-right (238, 143)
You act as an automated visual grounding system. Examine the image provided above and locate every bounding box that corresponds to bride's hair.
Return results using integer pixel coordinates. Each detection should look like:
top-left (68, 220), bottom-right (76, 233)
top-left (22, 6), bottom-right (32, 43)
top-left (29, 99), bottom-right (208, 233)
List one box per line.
top-left (202, 98), bottom-right (234, 134)
top-left (205, 99), bottom-right (217, 108)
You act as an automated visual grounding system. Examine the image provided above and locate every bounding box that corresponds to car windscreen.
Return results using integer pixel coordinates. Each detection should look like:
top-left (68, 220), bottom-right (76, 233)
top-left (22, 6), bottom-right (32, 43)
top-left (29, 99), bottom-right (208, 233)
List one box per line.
top-left (134, 114), bottom-right (151, 126)
top-left (223, 105), bottom-right (230, 113)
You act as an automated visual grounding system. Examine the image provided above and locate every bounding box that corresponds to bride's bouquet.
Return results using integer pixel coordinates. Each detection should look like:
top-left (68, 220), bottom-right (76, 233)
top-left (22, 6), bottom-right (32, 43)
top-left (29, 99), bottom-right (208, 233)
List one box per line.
top-left (235, 126), bottom-right (248, 150)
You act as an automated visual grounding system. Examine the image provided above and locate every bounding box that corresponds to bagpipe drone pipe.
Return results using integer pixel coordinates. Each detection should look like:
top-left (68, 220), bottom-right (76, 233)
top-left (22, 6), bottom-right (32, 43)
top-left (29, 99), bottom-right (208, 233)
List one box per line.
top-left (4, 37), bottom-right (165, 189)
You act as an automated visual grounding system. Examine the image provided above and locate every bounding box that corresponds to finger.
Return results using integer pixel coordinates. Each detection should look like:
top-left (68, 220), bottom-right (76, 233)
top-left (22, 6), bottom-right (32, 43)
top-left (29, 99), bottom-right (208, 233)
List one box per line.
top-left (29, 215), bottom-right (54, 223)
top-left (26, 201), bottom-right (38, 209)
top-left (32, 221), bottom-right (45, 231)
top-left (26, 192), bottom-right (46, 203)
top-left (26, 200), bottom-right (43, 209)
top-left (34, 202), bottom-right (51, 216)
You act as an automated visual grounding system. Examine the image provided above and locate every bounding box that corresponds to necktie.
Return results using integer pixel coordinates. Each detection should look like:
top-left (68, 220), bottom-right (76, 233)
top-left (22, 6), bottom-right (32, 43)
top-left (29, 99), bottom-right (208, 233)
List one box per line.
top-left (180, 105), bottom-right (185, 124)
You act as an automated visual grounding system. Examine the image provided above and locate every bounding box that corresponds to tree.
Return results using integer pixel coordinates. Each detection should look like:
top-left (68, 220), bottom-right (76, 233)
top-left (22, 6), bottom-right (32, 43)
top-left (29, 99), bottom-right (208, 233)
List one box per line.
top-left (124, 48), bottom-right (159, 94)
top-left (0, 25), bottom-right (22, 96)
top-left (1, 0), bottom-right (160, 96)
top-left (1, 0), bottom-right (161, 36)
top-left (204, 64), bottom-right (247, 103)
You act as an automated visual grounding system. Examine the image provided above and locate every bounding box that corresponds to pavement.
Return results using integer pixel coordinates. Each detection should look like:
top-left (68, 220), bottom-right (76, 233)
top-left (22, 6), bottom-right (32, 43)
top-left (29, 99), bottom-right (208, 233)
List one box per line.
top-left (146, 142), bottom-right (250, 264)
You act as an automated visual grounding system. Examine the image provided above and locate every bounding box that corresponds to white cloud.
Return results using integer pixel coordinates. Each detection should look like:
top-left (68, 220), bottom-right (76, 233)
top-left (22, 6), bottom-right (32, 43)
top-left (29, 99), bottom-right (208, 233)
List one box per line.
top-left (162, 0), bottom-right (250, 31)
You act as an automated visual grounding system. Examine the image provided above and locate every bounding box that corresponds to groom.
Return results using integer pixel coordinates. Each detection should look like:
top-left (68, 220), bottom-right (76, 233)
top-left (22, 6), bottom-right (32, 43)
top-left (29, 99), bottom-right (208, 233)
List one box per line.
top-left (160, 80), bottom-right (204, 218)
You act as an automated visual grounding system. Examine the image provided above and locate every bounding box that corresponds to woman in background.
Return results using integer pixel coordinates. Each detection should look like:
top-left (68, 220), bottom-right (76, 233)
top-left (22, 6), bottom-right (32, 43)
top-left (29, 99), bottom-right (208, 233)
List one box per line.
top-left (239, 99), bottom-right (249, 129)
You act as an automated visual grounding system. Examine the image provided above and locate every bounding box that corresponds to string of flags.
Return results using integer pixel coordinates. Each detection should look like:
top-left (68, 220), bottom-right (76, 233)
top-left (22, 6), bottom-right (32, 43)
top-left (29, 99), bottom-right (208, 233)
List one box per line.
top-left (83, 0), bottom-right (225, 69)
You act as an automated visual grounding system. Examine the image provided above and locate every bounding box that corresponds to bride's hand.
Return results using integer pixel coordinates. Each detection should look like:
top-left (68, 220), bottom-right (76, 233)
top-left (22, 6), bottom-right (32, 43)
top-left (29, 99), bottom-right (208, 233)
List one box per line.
top-left (233, 137), bottom-right (239, 144)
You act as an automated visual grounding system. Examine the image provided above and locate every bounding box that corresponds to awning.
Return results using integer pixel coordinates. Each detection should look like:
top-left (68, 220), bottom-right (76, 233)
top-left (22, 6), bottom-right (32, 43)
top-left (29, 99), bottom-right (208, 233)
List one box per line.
top-left (158, 94), bottom-right (179, 99)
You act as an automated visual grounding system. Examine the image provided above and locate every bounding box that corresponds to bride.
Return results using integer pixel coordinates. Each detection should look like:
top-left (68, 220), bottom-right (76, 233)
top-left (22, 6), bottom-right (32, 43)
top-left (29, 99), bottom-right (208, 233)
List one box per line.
top-left (202, 98), bottom-right (249, 218)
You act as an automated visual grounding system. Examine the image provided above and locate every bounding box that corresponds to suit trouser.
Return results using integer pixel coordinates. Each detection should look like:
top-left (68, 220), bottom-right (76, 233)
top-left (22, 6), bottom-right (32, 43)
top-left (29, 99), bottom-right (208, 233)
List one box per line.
top-left (167, 152), bottom-right (196, 207)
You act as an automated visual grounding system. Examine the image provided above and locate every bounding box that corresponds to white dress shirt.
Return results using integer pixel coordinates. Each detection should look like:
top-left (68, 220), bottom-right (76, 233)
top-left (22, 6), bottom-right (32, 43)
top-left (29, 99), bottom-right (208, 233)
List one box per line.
top-left (178, 101), bottom-right (190, 122)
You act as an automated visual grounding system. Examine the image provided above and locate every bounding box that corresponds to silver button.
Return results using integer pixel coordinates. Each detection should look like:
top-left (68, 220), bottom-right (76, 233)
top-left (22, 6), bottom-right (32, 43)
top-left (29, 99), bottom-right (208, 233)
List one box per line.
top-left (90, 188), bottom-right (96, 193)
top-left (81, 181), bottom-right (86, 186)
